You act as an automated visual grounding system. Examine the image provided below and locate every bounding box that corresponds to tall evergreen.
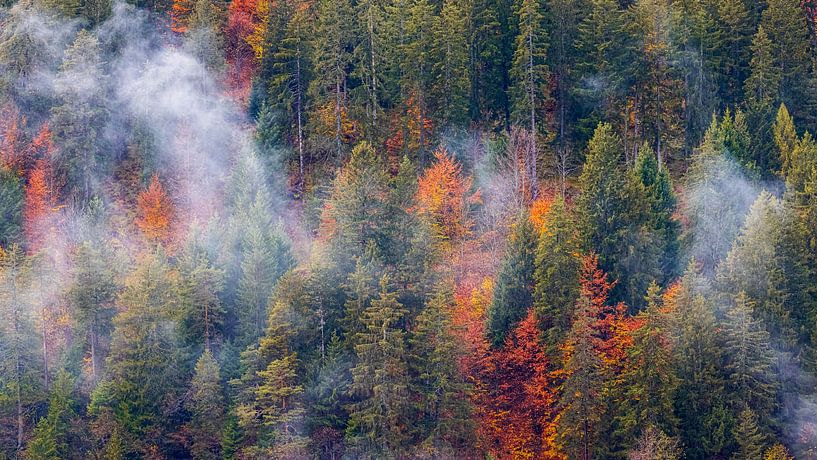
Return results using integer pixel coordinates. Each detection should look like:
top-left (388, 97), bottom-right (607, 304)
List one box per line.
top-left (488, 214), bottom-right (537, 348)
top-left (187, 350), bottom-right (225, 460)
top-left (509, 0), bottom-right (550, 144)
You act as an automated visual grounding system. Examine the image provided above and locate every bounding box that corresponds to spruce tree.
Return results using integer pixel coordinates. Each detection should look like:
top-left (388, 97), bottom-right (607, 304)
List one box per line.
top-left (732, 409), bottom-right (766, 460)
top-left (185, 0), bottom-right (225, 73)
top-left (24, 371), bottom-right (75, 460)
top-left (773, 103), bottom-right (798, 178)
top-left (187, 350), bottom-right (225, 460)
top-left (431, 0), bottom-right (470, 128)
top-left (346, 276), bottom-right (410, 457)
top-left (533, 196), bottom-right (581, 355)
top-left (488, 214), bottom-right (537, 348)
top-left (744, 26), bottom-right (782, 175)
top-left (0, 166), bottom-right (23, 247)
top-left (760, 0), bottom-right (811, 119)
top-left (510, 0), bottom-right (550, 143)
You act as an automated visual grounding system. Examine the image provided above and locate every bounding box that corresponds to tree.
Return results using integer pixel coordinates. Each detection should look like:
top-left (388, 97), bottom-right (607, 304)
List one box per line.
top-left (732, 409), bottom-right (766, 460)
top-left (50, 30), bottom-right (107, 206)
top-left (0, 166), bottom-right (23, 247)
top-left (764, 443), bottom-right (794, 460)
top-left (510, 0), bottom-right (550, 153)
top-left (409, 287), bottom-right (476, 456)
top-left (68, 241), bottom-right (117, 385)
top-left (760, 0), bottom-right (811, 119)
top-left (744, 27), bottom-right (783, 176)
top-left (477, 309), bottom-right (558, 458)
top-left (24, 372), bottom-right (76, 460)
top-left (488, 214), bottom-right (537, 348)
top-left (627, 426), bottom-right (682, 460)
top-left (773, 103), bottom-right (798, 178)
top-left (23, 158), bottom-right (54, 251)
top-left (615, 283), bottom-right (678, 452)
top-left (414, 148), bottom-right (480, 253)
top-left (0, 244), bottom-right (41, 453)
top-left (430, 0), bottom-right (470, 128)
top-left (135, 175), bottom-right (174, 244)
top-left (232, 298), bottom-right (307, 457)
top-left (346, 276), bottom-right (410, 457)
top-left (98, 250), bottom-right (183, 455)
top-left (177, 227), bottom-right (225, 352)
top-left (556, 296), bottom-right (606, 460)
top-left (714, 0), bottom-right (752, 107)
top-left (533, 196), bottom-right (581, 355)
top-left (185, 0), bottom-right (226, 73)
top-left (351, 0), bottom-right (386, 140)
top-left (721, 293), bottom-right (778, 419)
top-left (186, 350), bottom-right (225, 459)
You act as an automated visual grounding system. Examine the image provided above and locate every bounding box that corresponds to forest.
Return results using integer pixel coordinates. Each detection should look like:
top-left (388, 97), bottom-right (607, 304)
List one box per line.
top-left (0, 0), bottom-right (817, 458)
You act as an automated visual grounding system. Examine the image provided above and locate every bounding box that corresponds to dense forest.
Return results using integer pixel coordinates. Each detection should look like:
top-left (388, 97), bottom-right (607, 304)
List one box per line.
top-left (1, 0), bottom-right (817, 458)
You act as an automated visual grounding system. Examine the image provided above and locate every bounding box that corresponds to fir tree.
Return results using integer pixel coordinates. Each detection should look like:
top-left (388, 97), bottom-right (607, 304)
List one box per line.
top-left (24, 371), bottom-right (75, 460)
top-left (732, 408), bottom-right (766, 460)
top-left (187, 350), bottom-right (225, 460)
top-left (488, 214), bottom-right (537, 348)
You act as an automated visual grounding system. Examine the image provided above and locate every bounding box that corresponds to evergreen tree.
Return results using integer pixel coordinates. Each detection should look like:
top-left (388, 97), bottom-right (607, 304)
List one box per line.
top-left (68, 241), bottom-right (118, 386)
top-left (773, 103), bottom-right (798, 178)
top-left (187, 350), bottom-right (225, 460)
top-left (232, 299), bottom-right (308, 457)
top-left (431, 0), bottom-right (470, 128)
top-left (50, 30), bottom-right (107, 206)
top-left (510, 0), bottom-right (550, 145)
top-left (352, 0), bottom-right (386, 140)
top-left (409, 287), bottom-right (476, 455)
top-left (731, 408), bottom-right (766, 460)
top-left (714, 0), bottom-right (753, 106)
top-left (24, 371), bottom-right (75, 460)
top-left (627, 425), bottom-right (682, 460)
top-left (533, 196), bottom-right (581, 355)
top-left (346, 276), bottom-right (410, 457)
top-left (556, 296), bottom-right (606, 460)
top-left (185, 0), bottom-right (225, 73)
top-left (615, 283), bottom-right (678, 452)
top-left (488, 214), bottom-right (537, 348)
top-left (98, 249), bottom-right (183, 455)
top-left (760, 0), bottom-right (811, 119)
top-left (744, 26), bottom-right (782, 176)
top-left (721, 293), bottom-right (778, 422)
top-left (0, 167), bottom-right (23, 247)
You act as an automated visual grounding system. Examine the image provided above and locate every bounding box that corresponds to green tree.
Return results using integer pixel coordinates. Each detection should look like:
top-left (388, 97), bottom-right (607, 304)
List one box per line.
top-left (50, 30), bottom-right (107, 206)
top-left (615, 283), bottom-right (678, 452)
top-left (556, 296), bottom-right (606, 460)
top-left (488, 214), bottom-right (537, 347)
top-left (185, 0), bottom-right (225, 73)
top-left (24, 371), bottom-right (75, 460)
top-left (409, 287), bottom-right (476, 455)
top-left (533, 196), bottom-right (581, 355)
top-left (773, 103), bottom-right (799, 178)
top-left (731, 409), bottom-right (766, 460)
top-left (721, 293), bottom-right (778, 422)
top-left (760, 0), bottom-right (811, 120)
top-left (510, 0), bottom-right (550, 147)
top-left (0, 167), bottom-right (23, 247)
top-left (68, 241), bottom-right (118, 385)
top-left (431, 0), bottom-right (470, 128)
top-left (744, 26), bottom-right (782, 175)
top-left (187, 350), bottom-right (225, 460)
top-left (714, 0), bottom-right (753, 106)
top-left (98, 249), bottom-right (183, 455)
top-left (346, 276), bottom-right (410, 457)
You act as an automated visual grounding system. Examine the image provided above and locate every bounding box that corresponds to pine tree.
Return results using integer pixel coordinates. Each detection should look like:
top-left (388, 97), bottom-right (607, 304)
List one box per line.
top-left (346, 276), bottom-right (410, 457)
top-left (0, 244), bottom-right (42, 453)
top-left (0, 166), bottom-right (23, 247)
top-left (714, 0), bottom-right (753, 106)
top-left (773, 103), bottom-right (798, 177)
top-left (488, 214), bottom-right (537, 347)
top-left (24, 371), bottom-right (75, 460)
top-left (668, 261), bottom-right (729, 458)
top-left (533, 196), bottom-right (581, 355)
top-left (760, 0), bottom-right (811, 119)
top-left (556, 296), bottom-right (606, 460)
top-left (431, 0), bottom-right (470, 128)
top-left (232, 299), bottom-right (308, 457)
top-left (409, 287), bottom-right (476, 455)
top-left (351, 0), bottom-right (386, 140)
top-left (185, 0), bottom-right (226, 73)
top-left (510, 0), bottom-right (550, 147)
top-left (615, 283), bottom-right (678, 452)
top-left (309, 0), bottom-right (353, 159)
top-left (187, 350), bottom-right (225, 460)
top-left (50, 30), bottom-right (107, 206)
top-left (721, 292), bottom-right (778, 421)
top-left (100, 249), bottom-right (183, 455)
top-left (68, 241), bottom-right (118, 386)
top-left (731, 409), bottom-right (766, 460)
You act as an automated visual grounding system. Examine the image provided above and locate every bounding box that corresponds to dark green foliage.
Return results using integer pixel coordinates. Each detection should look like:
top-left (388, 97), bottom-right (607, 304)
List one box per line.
top-left (0, 167), bottom-right (23, 247)
top-left (488, 214), bottom-right (537, 348)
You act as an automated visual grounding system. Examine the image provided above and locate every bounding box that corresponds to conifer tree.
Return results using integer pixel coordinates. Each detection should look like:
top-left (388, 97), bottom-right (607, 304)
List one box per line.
top-left (409, 287), bottom-right (476, 455)
top-left (488, 214), bottom-right (537, 348)
top-left (346, 276), bottom-right (410, 457)
top-left (533, 196), bottom-right (581, 355)
top-left (24, 371), bottom-right (75, 460)
top-left (510, 0), bottom-right (550, 147)
top-left (732, 408), bottom-right (766, 460)
top-left (760, 0), bottom-right (811, 118)
top-left (773, 103), bottom-right (798, 177)
top-left (50, 30), bottom-right (107, 206)
top-left (431, 0), bottom-right (470, 128)
top-left (556, 296), bottom-right (606, 460)
top-left (0, 166), bottom-right (23, 247)
top-left (185, 0), bottom-right (226, 73)
top-left (745, 26), bottom-right (783, 175)
top-left (187, 350), bottom-right (225, 459)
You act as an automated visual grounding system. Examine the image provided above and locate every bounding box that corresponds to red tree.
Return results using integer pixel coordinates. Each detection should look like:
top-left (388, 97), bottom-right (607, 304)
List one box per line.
top-left (136, 175), bottom-right (175, 244)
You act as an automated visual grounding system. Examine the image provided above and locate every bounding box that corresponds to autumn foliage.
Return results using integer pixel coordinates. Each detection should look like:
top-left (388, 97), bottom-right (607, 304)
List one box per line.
top-left (136, 175), bottom-right (174, 244)
top-left (414, 148), bottom-right (481, 248)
